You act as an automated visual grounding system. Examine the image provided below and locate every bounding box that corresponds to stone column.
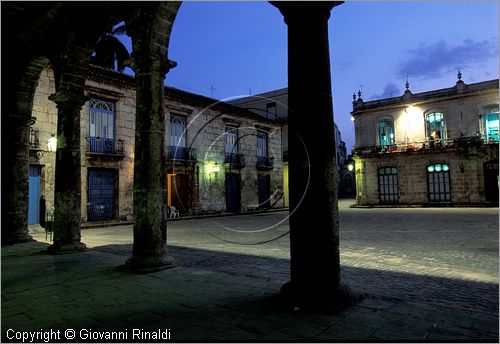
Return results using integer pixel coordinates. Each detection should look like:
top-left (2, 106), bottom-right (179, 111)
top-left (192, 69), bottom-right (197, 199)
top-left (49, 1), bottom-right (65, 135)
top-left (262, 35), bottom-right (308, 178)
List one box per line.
top-left (125, 25), bottom-right (175, 272)
top-left (2, 114), bottom-right (34, 244)
top-left (273, 2), bottom-right (352, 311)
top-left (47, 93), bottom-right (87, 253)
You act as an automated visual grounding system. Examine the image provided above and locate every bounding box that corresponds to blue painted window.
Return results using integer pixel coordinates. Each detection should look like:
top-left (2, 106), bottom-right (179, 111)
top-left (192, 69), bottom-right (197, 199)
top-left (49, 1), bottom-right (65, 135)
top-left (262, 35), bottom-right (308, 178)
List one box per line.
top-left (89, 98), bottom-right (115, 153)
top-left (169, 115), bottom-right (187, 159)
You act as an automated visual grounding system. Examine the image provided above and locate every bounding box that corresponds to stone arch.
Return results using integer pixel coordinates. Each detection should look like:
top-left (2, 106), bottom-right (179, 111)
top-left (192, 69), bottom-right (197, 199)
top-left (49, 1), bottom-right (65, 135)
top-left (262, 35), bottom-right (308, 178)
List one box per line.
top-left (3, 56), bottom-right (51, 244)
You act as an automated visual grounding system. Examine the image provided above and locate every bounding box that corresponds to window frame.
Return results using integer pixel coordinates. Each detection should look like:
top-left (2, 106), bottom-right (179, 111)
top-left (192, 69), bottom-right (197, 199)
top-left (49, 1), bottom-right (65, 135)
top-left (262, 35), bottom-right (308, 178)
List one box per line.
top-left (169, 114), bottom-right (187, 148)
top-left (427, 163), bottom-right (451, 203)
top-left (89, 98), bottom-right (115, 140)
top-left (377, 166), bottom-right (399, 204)
top-left (377, 119), bottom-right (395, 148)
top-left (224, 125), bottom-right (238, 156)
top-left (256, 131), bottom-right (268, 158)
top-left (481, 104), bottom-right (499, 143)
top-left (425, 111), bottom-right (446, 143)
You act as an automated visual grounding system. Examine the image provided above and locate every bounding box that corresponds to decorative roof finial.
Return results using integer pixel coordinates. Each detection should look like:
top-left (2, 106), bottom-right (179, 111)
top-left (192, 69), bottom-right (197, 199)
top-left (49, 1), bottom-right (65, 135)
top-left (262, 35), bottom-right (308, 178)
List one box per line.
top-left (457, 69), bottom-right (462, 81)
top-left (357, 89), bottom-right (362, 99)
top-left (353, 92), bottom-right (357, 101)
top-left (405, 76), bottom-right (410, 91)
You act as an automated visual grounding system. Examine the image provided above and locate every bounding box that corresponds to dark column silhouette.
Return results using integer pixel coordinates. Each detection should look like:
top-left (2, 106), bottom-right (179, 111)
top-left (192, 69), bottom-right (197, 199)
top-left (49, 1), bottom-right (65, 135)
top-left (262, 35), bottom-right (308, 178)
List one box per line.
top-left (47, 44), bottom-right (91, 253)
top-left (47, 92), bottom-right (87, 253)
top-left (125, 4), bottom-right (180, 272)
top-left (272, 1), bottom-right (353, 311)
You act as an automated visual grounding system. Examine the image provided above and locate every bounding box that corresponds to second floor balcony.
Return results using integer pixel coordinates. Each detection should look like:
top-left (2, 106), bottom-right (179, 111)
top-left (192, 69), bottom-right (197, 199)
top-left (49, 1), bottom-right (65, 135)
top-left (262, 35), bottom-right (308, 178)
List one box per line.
top-left (224, 153), bottom-right (245, 169)
top-left (85, 137), bottom-right (124, 159)
top-left (256, 156), bottom-right (274, 171)
top-left (353, 135), bottom-right (491, 157)
top-left (167, 146), bottom-right (197, 162)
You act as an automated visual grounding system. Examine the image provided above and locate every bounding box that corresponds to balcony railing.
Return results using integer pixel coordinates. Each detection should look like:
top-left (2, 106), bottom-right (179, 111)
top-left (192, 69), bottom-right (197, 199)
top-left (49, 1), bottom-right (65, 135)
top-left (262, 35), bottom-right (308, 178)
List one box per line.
top-left (29, 128), bottom-right (40, 150)
top-left (85, 137), bottom-right (124, 158)
top-left (353, 136), bottom-right (488, 156)
top-left (256, 156), bottom-right (274, 171)
top-left (224, 153), bottom-right (245, 168)
top-left (167, 146), bottom-right (197, 161)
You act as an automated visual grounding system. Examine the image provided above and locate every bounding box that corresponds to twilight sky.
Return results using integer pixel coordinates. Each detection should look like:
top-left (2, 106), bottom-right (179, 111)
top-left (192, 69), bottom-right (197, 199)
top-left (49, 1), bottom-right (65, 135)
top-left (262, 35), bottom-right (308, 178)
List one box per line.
top-left (120, 1), bottom-right (499, 152)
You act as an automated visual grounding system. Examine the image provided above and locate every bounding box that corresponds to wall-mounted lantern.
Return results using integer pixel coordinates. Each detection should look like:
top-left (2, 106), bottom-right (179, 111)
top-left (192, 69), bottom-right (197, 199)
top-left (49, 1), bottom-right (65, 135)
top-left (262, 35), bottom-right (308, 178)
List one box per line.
top-left (47, 133), bottom-right (57, 152)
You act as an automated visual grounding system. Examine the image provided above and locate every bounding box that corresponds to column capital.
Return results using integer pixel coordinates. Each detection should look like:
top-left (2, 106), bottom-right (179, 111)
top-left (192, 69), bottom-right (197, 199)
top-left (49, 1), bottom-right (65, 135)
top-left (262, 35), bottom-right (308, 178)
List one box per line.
top-left (127, 54), bottom-right (175, 77)
top-left (48, 92), bottom-right (88, 109)
top-left (271, 1), bottom-right (342, 25)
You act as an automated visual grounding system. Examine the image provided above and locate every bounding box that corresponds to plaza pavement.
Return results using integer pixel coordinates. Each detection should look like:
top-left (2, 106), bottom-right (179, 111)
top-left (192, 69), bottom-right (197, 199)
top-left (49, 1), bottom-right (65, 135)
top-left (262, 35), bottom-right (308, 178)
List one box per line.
top-left (2, 200), bottom-right (498, 342)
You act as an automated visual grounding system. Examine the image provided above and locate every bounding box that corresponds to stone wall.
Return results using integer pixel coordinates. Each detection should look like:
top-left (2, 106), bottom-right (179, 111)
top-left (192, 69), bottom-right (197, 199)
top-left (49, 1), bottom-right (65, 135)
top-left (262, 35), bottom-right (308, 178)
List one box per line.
top-left (82, 77), bottom-right (136, 221)
top-left (353, 83), bottom-right (499, 148)
top-left (355, 145), bottom-right (498, 206)
top-left (31, 66), bottom-right (284, 223)
top-left (166, 97), bottom-right (283, 214)
top-left (30, 67), bottom-right (58, 215)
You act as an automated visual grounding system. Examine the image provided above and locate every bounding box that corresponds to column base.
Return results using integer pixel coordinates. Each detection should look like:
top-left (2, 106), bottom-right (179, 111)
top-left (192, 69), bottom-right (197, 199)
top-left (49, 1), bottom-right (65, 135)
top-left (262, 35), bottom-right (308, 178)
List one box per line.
top-left (47, 242), bottom-right (87, 254)
top-left (280, 280), bottom-right (363, 314)
top-left (2, 233), bottom-right (34, 246)
top-left (122, 254), bottom-right (175, 274)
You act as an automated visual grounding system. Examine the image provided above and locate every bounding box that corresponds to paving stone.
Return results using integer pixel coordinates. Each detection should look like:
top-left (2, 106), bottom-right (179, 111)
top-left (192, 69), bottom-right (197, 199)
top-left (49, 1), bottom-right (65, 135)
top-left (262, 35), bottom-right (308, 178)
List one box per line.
top-left (2, 205), bottom-right (498, 341)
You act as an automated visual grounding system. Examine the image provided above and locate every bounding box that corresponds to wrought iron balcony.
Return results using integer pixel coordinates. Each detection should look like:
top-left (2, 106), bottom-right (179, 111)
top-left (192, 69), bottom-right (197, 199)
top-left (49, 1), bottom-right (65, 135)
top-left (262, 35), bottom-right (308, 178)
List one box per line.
top-left (85, 137), bottom-right (124, 159)
top-left (167, 146), bottom-right (197, 162)
top-left (256, 156), bottom-right (274, 171)
top-left (224, 153), bottom-right (245, 169)
top-left (353, 136), bottom-right (488, 157)
top-left (29, 128), bottom-right (41, 150)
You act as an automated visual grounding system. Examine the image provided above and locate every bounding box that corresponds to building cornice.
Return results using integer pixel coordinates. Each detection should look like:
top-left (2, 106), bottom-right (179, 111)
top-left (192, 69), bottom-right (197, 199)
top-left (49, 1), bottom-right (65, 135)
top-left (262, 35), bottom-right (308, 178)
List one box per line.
top-left (351, 79), bottom-right (499, 116)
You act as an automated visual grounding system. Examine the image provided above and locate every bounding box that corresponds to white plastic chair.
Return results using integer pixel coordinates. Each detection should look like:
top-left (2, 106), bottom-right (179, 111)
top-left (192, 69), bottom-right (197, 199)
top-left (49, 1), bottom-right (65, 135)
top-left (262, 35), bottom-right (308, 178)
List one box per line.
top-left (169, 206), bottom-right (180, 219)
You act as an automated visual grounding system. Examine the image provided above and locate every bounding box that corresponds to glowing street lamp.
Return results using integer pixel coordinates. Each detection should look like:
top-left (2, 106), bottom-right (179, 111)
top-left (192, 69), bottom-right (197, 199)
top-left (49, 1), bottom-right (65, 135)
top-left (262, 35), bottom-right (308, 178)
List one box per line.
top-left (47, 134), bottom-right (57, 152)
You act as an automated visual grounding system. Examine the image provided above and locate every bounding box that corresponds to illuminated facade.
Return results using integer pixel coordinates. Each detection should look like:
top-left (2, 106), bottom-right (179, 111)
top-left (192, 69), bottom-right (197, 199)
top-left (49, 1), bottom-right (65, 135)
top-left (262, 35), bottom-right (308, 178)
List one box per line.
top-left (229, 88), bottom-right (349, 206)
top-left (352, 75), bottom-right (499, 206)
top-left (28, 65), bottom-right (283, 226)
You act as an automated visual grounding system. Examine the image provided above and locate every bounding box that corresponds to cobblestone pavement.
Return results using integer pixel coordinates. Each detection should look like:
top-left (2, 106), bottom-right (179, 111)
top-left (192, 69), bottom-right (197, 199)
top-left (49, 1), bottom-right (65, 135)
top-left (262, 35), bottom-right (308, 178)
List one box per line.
top-left (2, 200), bottom-right (498, 342)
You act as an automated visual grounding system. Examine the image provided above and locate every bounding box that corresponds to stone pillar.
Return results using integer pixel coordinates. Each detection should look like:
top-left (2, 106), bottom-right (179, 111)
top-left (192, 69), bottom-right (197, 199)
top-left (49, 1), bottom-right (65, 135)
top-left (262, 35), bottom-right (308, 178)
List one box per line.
top-left (273, 2), bottom-right (352, 311)
top-left (47, 93), bottom-right (87, 253)
top-left (125, 24), bottom-right (175, 272)
top-left (2, 114), bottom-right (34, 244)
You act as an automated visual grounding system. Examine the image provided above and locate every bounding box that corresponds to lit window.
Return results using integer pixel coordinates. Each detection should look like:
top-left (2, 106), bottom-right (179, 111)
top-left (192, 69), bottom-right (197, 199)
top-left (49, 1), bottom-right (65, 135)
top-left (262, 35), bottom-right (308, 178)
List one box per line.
top-left (426, 112), bottom-right (445, 143)
top-left (378, 167), bottom-right (399, 204)
top-left (482, 105), bottom-right (499, 143)
top-left (427, 163), bottom-right (451, 203)
top-left (377, 119), bottom-right (394, 148)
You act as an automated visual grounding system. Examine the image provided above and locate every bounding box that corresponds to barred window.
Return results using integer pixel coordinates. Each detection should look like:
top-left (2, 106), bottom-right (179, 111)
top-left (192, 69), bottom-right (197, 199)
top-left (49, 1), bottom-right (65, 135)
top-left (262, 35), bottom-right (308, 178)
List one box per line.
top-left (378, 167), bottom-right (399, 204)
top-left (427, 163), bottom-right (451, 203)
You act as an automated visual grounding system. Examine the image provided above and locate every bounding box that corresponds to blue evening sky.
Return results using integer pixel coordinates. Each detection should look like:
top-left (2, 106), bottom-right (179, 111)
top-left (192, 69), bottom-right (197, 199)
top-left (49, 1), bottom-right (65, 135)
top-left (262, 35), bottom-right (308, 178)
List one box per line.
top-left (119, 1), bottom-right (499, 152)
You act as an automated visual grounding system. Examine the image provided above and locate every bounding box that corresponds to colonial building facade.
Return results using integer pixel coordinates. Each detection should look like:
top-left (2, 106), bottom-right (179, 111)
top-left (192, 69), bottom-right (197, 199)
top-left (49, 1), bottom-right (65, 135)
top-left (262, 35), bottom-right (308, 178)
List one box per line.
top-left (28, 64), bottom-right (283, 225)
top-left (352, 75), bottom-right (499, 206)
top-left (229, 87), bottom-right (349, 206)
